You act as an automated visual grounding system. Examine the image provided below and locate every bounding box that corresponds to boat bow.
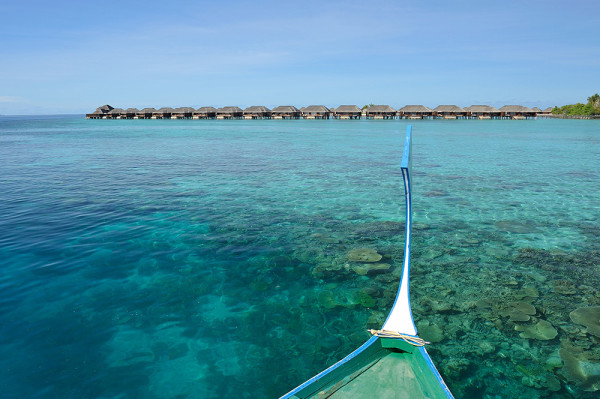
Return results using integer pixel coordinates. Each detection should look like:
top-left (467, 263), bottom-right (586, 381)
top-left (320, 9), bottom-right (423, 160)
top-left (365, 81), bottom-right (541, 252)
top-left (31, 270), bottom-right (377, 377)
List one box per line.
top-left (280, 126), bottom-right (454, 399)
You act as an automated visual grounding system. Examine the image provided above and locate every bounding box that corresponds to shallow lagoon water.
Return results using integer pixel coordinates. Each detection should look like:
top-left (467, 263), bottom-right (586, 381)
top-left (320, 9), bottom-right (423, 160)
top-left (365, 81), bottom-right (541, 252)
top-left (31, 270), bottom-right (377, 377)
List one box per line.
top-left (0, 116), bottom-right (599, 398)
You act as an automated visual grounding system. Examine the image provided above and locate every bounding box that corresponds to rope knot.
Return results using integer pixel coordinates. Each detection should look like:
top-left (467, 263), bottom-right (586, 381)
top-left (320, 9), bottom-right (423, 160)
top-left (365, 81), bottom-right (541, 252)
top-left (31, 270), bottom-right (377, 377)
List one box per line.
top-left (368, 329), bottom-right (430, 346)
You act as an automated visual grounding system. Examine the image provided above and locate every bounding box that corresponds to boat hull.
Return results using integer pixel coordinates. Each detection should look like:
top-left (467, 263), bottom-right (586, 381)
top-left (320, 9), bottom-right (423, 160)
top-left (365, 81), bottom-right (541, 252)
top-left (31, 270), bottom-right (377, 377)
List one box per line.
top-left (281, 336), bottom-right (452, 398)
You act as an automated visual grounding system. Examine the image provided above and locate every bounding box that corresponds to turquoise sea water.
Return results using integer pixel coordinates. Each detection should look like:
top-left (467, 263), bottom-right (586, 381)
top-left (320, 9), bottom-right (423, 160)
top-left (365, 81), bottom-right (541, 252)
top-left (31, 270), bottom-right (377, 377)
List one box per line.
top-left (0, 116), bottom-right (599, 398)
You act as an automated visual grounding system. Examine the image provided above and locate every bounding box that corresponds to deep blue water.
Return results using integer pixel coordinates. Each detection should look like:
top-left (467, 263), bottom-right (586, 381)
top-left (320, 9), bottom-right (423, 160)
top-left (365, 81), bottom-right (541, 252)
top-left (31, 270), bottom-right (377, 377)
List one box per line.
top-left (1, 116), bottom-right (599, 398)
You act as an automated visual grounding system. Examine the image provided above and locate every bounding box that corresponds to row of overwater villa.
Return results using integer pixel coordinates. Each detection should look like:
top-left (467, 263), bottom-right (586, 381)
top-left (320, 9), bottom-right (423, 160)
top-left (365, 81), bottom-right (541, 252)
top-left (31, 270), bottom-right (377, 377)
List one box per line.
top-left (86, 104), bottom-right (554, 120)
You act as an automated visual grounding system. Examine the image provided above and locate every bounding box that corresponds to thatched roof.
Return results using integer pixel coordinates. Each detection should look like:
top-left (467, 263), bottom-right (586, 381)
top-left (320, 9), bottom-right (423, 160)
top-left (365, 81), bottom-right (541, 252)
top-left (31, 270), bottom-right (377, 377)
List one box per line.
top-left (531, 107), bottom-right (542, 112)
top-left (92, 104), bottom-right (114, 114)
top-left (543, 107), bottom-right (553, 113)
top-left (195, 107), bottom-right (217, 114)
top-left (138, 108), bottom-right (157, 113)
top-left (335, 105), bottom-right (361, 113)
top-left (366, 105), bottom-right (396, 113)
top-left (303, 105), bottom-right (330, 113)
top-left (398, 105), bottom-right (432, 113)
top-left (217, 106), bottom-right (243, 114)
top-left (174, 107), bottom-right (195, 113)
top-left (124, 108), bottom-right (139, 114)
top-left (499, 105), bottom-right (534, 113)
top-left (244, 106), bottom-right (271, 113)
top-left (155, 107), bottom-right (174, 113)
top-left (272, 105), bottom-right (300, 113)
top-left (464, 105), bottom-right (499, 113)
top-left (108, 108), bottom-right (125, 114)
top-left (434, 105), bottom-right (465, 113)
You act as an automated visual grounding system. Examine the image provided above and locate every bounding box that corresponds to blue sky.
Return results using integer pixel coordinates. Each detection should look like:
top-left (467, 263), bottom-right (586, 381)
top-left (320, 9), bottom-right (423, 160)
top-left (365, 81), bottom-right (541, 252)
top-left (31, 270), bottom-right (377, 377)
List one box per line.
top-left (1, 0), bottom-right (599, 114)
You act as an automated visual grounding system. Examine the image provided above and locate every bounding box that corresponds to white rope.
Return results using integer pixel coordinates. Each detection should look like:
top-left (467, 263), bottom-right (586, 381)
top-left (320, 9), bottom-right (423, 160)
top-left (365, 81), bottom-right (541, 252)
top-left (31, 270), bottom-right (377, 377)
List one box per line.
top-left (368, 329), bottom-right (430, 347)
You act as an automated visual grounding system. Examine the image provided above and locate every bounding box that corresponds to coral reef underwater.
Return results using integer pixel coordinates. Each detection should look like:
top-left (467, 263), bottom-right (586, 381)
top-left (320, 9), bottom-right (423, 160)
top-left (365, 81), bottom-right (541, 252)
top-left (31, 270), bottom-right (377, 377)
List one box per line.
top-left (126, 206), bottom-right (598, 398)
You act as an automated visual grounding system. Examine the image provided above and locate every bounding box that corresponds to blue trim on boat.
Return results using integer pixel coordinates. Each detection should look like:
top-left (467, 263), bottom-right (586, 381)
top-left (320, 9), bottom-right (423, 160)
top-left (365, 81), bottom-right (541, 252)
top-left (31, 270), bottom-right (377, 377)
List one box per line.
top-left (418, 346), bottom-right (455, 398)
top-left (280, 336), bottom-right (380, 398)
top-left (403, 167), bottom-right (417, 333)
top-left (401, 125), bottom-right (412, 170)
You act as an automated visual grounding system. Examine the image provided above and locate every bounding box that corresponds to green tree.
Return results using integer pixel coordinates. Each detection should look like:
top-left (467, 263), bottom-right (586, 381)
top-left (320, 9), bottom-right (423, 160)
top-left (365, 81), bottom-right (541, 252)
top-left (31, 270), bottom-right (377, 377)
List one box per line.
top-left (553, 94), bottom-right (600, 116)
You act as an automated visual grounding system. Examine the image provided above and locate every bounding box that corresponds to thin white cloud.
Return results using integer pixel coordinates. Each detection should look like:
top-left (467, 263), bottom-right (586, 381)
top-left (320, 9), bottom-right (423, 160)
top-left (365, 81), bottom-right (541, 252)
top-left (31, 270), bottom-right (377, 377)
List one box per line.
top-left (0, 96), bottom-right (22, 103)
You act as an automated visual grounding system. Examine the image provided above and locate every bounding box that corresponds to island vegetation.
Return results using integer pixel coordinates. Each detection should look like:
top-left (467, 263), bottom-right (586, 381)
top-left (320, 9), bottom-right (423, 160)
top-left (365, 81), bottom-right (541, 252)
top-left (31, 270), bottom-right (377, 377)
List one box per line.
top-left (552, 94), bottom-right (600, 116)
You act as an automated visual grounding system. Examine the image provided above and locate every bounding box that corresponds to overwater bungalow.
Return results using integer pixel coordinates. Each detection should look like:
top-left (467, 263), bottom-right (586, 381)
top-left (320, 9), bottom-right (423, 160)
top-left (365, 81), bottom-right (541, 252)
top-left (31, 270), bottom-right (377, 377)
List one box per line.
top-left (85, 102), bottom-right (547, 122)
top-left (86, 104), bottom-right (114, 119)
top-left (365, 105), bottom-right (396, 119)
top-left (172, 107), bottom-right (195, 119)
top-left (271, 105), bottom-right (301, 119)
top-left (464, 105), bottom-right (500, 119)
top-left (107, 108), bottom-right (125, 119)
top-left (433, 105), bottom-right (466, 119)
top-left (334, 105), bottom-right (362, 119)
top-left (243, 106), bottom-right (271, 119)
top-left (193, 107), bottom-right (217, 119)
top-left (499, 105), bottom-right (535, 119)
top-left (216, 106), bottom-right (243, 119)
top-left (536, 107), bottom-right (556, 118)
top-left (302, 105), bottom-right (331, 119)
top-left (123, 108), bottom-right (139, 119)
top-left (397, 105), bottom-right (433, 119)
top-left (152, 107), bottom-right (174, 119)
top-left (136, 108), bottom-right (156, 119)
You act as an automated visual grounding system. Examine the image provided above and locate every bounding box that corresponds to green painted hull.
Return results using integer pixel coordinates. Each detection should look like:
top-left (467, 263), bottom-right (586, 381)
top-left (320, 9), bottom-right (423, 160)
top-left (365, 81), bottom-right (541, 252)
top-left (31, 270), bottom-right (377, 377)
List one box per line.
top-left (285, 337), bottom-right (451, 399)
